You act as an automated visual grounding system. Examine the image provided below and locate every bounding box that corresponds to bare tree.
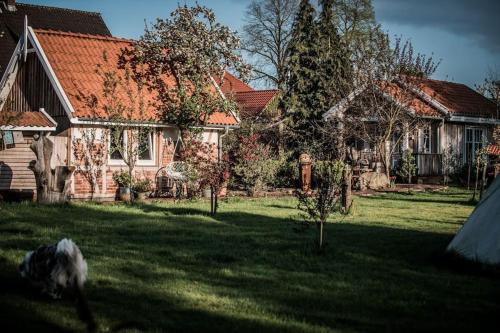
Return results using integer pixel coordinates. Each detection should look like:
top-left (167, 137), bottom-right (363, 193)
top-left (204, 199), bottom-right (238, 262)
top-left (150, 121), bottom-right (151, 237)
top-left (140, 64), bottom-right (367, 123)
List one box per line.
top-left (76, 51), bottom-right (152, 197)
top-left (476, 67), bottom-right (500, 120)
top-left (242, 0), bottom-right (299, 89)
top-left (72, 128), bottom-right (108, 200)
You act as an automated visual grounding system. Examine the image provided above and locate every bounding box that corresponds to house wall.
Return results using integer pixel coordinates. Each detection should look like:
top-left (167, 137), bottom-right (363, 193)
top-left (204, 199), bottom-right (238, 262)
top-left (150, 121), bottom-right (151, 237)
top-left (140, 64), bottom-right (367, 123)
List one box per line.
top-left (1, 52), bottom-right (70, 133)
top-left (0, 132), bottom-right (36, 195)
top-left (0, 130), bottom-right (70, 200)
top-left (70, 126), bottom-right (222, 200)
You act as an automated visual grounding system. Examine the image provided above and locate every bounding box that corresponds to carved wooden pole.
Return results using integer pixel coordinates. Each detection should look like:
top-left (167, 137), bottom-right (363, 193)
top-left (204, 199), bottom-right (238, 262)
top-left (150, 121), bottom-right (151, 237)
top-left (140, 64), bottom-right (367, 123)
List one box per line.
top-left (29, 133), bottom-right (52, 203)
top-left (299, 153), bottom-right (312, 192)
top-left (29, 133), bottom-right (74, 203)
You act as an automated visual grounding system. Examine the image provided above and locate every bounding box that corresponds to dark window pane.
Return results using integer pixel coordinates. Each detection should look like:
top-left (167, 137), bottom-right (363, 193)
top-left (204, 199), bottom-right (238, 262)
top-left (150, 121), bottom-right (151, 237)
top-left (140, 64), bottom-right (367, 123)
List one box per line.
top-left (110, 129), bottom-right (124, 160)
top-left (138, 130), bottom-right (152, 160)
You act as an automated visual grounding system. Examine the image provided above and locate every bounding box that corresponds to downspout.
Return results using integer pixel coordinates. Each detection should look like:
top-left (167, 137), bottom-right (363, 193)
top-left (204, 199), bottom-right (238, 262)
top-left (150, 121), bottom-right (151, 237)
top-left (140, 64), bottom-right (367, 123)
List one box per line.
top-left (218, 125), bottom-right (229, 162)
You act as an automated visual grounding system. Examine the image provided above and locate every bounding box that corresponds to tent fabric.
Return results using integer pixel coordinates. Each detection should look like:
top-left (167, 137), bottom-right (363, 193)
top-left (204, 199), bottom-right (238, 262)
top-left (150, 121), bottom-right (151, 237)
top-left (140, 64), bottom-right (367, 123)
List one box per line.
top-left (447, 176), bottom-right (500, 265)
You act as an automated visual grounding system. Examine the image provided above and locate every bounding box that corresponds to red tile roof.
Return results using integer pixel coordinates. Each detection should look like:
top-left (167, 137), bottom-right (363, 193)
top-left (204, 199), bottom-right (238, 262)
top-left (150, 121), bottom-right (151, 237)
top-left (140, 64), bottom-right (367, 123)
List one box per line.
top-left (34, 29), bottom-right (238, 126)
top-left (234, 90), bottom-right (278, 118)
top-left (381, 82), bottom-right (442, 118)
top-left (0, 111), bottom-right (55, 128)
top-left (486, 144), bottom-right (500, 156)
top-left (218, 72), bottom-right (253, 94)
top-left (415, 78), bottom-right (497, 118)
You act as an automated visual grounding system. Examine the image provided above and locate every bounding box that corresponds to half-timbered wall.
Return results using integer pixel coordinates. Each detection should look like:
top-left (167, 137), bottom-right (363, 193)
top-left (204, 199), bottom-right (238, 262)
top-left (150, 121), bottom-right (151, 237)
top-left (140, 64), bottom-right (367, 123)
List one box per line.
top-left (1, 52), bottom-right (70, 132)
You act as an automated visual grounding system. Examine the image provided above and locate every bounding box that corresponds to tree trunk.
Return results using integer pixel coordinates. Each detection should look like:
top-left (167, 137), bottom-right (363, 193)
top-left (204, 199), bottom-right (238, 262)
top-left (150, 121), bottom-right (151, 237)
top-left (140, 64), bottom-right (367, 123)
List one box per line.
top-left (210, 187), bottom-right (215, 215)
top-left (318, 221), bottom-right (324, 251)
top-left (472, 160), bottom-right (480, 201)
top-left (342, 166), bottom-right (352, 213)
top-left (214, 190), bottom-right (218, 215)
top-left (29, 134), bottom-right (74, 204)
top-left (480, 161), bottom-right (487, 200)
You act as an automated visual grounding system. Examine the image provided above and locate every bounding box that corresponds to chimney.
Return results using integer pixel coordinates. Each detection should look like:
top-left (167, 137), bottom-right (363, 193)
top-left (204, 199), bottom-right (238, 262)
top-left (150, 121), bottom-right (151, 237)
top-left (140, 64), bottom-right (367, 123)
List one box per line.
top-left (3, 0), bottom-right (16, 11)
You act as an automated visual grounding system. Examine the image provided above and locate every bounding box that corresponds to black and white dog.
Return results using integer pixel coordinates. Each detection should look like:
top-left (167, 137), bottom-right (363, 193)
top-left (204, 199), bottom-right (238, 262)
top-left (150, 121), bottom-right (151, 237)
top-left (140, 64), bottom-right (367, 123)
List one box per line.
top-left (19, 239), bottom-right (96, 331)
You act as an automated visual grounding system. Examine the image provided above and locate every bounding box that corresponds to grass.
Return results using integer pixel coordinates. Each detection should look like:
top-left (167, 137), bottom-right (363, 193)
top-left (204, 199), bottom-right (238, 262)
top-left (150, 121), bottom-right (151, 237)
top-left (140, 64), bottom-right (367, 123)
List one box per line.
top-left (0, 189), bottom-right (499, 332)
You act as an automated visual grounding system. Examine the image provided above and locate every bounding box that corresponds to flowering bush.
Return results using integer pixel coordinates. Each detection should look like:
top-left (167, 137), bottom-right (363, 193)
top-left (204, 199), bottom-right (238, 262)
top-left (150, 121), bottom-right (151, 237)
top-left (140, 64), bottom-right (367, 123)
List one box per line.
top-left (230, 133), bottom-right (276, 196)
top-left (180, 139), bottom-right (229, 214)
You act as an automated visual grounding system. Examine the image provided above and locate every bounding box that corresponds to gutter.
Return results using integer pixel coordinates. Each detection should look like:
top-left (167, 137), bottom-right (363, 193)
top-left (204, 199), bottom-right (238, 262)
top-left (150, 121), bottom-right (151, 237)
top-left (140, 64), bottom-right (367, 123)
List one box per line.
top-left (71, 117), bottom-right (239, 130)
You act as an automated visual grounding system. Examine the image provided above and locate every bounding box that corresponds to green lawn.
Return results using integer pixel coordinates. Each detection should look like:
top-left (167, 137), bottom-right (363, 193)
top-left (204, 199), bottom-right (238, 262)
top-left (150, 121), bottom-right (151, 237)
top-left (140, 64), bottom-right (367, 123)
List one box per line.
top-left (1, 189), bottom-right (499, 332)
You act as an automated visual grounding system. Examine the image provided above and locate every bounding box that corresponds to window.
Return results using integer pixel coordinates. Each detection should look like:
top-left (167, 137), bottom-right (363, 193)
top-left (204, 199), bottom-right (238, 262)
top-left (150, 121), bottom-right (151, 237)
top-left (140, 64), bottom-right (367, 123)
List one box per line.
top-left (421, 126), bottom-right (431, 153)
top-left (392, 130), bottom-right (403, 154)
top-left (465, 127), bottom-right (485, 162)
top-left (0, 131), bottom-right (15, 150)
top-left (109, 128), bottom-right (125, 160)
top-left (138, 129), bottom-right (153, 161)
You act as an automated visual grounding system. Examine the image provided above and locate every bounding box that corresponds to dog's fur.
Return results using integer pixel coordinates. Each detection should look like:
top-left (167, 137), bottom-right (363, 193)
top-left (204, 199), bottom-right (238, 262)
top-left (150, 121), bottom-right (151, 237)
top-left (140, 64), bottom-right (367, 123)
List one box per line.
top-left (19, 239), bottom-right (96, 331)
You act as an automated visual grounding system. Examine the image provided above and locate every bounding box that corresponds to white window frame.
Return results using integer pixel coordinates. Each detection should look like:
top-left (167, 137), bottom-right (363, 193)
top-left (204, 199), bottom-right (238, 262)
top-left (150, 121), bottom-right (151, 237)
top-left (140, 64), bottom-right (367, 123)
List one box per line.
top-left (137, 129), bottom-right (156, 166)
top-left (419, 126), bottom-right (432, 153)
top-left (464, 127), bottom-right (485, 163)
top-left (108, 128), bottom-right (128, 166)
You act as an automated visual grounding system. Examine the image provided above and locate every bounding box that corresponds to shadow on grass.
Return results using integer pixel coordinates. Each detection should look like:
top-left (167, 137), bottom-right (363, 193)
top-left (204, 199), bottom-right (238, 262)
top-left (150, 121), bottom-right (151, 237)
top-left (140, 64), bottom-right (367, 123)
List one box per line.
top-left (363, 193), bottom-right (477, 206)
top-left (0, 257), bottom-right (72, 333)
top-left (1, 200), bottom-right (499, 332)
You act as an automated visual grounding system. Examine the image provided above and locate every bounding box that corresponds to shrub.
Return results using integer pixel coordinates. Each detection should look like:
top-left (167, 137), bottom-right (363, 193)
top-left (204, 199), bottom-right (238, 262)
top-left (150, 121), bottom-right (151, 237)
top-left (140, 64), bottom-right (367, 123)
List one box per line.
top-left (270, 152), bottom-right (299, 188)
top-left (295, 160), bottom-right (345, 251)
top-left (113, 170), bottom-right (132, 187)
top-left (231, 133), bottom-right (274, 196)
top-left (396, 150), bottom-right (416, 184)
top-left (442, 145), bottom-right (461, 185)
top-left (133, 178), bottom-right (152, 193)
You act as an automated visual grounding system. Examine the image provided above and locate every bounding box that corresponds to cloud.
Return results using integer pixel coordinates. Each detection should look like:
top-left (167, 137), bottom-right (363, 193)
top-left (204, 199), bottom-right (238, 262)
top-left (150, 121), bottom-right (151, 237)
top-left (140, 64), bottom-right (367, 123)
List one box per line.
top-left (374, 0), bottom-right (500, 53)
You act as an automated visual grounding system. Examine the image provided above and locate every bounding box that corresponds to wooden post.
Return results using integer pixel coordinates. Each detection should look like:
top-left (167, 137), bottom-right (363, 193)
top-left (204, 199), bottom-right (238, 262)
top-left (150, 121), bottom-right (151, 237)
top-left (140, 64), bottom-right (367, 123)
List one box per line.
top-left (299, 153), bottom-right (312, 192)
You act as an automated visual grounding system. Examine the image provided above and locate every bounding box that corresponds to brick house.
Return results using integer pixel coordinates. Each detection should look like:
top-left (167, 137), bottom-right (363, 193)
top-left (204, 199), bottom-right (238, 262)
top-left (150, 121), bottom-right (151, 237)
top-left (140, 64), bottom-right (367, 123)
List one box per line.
top-left (0, 4), bottom-right (245, 200)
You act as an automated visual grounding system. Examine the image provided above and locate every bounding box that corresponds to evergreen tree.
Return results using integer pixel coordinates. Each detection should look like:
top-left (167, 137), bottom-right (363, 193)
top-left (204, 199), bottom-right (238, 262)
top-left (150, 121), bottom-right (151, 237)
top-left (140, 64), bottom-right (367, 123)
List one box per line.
top-left (283, 0), bottom-right (317, 133)
top-left (283, 0), bottom-right (353, 157)
top-left (316, 0), bottom-right (352, 116)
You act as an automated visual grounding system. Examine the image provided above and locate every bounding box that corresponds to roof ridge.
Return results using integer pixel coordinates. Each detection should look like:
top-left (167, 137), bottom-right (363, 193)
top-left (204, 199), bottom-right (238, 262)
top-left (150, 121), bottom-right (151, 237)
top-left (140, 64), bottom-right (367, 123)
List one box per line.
top-left (421, 77), bottom-right (468, 87)
top-left (33, 29), bottom-right (133, 43)
top-left (236, 89), bottom-right (278, 94)
top-left (16, 2), bottom-right (103, 17)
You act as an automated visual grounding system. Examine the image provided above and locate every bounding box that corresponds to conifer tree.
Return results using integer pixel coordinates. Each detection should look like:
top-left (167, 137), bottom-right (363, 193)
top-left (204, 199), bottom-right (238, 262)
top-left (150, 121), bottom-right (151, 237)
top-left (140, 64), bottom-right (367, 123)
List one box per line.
top-left (317, 0), bottom-right (352, 108)
top-left (282, 0), bottom-right (320, 153)
top-left (283, 0), bottom-right (316, 123)
top-left (283, 0), bottom-right (353, 157)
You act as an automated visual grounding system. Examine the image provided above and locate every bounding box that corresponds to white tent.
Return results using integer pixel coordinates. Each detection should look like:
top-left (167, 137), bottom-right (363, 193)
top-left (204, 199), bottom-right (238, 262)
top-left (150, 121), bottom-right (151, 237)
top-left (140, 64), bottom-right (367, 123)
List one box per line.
top-left (447, 176), bottom-right (500, 265)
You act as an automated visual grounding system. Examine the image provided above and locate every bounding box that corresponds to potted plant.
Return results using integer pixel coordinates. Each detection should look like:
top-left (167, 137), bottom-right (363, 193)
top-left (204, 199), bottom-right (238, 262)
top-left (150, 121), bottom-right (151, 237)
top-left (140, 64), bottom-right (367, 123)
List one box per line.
top-left (113, 171), bottom-right (132, 202)
top-left (133, 178), bottom-right (152, 202)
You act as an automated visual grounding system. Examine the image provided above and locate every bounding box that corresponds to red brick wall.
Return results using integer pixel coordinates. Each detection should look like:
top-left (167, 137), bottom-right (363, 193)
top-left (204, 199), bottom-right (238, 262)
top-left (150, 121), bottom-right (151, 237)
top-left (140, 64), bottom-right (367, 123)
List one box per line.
top-left (71, 128), bottom-right (226, 200)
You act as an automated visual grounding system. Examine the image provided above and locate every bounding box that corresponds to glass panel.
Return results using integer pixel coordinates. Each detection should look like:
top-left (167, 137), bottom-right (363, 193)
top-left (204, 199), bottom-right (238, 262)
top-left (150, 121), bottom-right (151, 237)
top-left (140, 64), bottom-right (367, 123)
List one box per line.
top-left (110, 129), bottom-right (124, 160)
top-left (474, 129), bottom-right (482, 143)
top-left (466, 128), bottom-right (472, 142)
top-left (139, 131), bottom-right (152, 160)
top-left (423, 127), bottom-right (430, 153)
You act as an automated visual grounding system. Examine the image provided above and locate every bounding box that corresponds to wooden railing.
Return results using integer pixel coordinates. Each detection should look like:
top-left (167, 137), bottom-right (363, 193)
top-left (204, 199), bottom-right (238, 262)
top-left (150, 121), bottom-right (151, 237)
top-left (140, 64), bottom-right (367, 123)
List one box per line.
top-left (414, 153), bottom-right (442, 176)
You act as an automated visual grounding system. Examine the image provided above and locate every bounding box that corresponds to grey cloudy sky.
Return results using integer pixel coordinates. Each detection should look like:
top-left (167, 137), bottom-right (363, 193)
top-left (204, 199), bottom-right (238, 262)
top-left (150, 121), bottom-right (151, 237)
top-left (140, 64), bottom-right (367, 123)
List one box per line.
top-left (373, 0), bottom-right (500, 87)
top-left (21, 0), bottom-right (500, 89)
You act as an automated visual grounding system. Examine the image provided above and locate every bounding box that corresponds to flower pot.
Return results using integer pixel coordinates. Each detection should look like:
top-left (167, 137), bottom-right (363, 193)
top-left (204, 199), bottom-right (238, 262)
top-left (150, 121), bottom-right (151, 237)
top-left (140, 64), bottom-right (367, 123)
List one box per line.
top-left (119, 186), bottom-right (131, 202)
